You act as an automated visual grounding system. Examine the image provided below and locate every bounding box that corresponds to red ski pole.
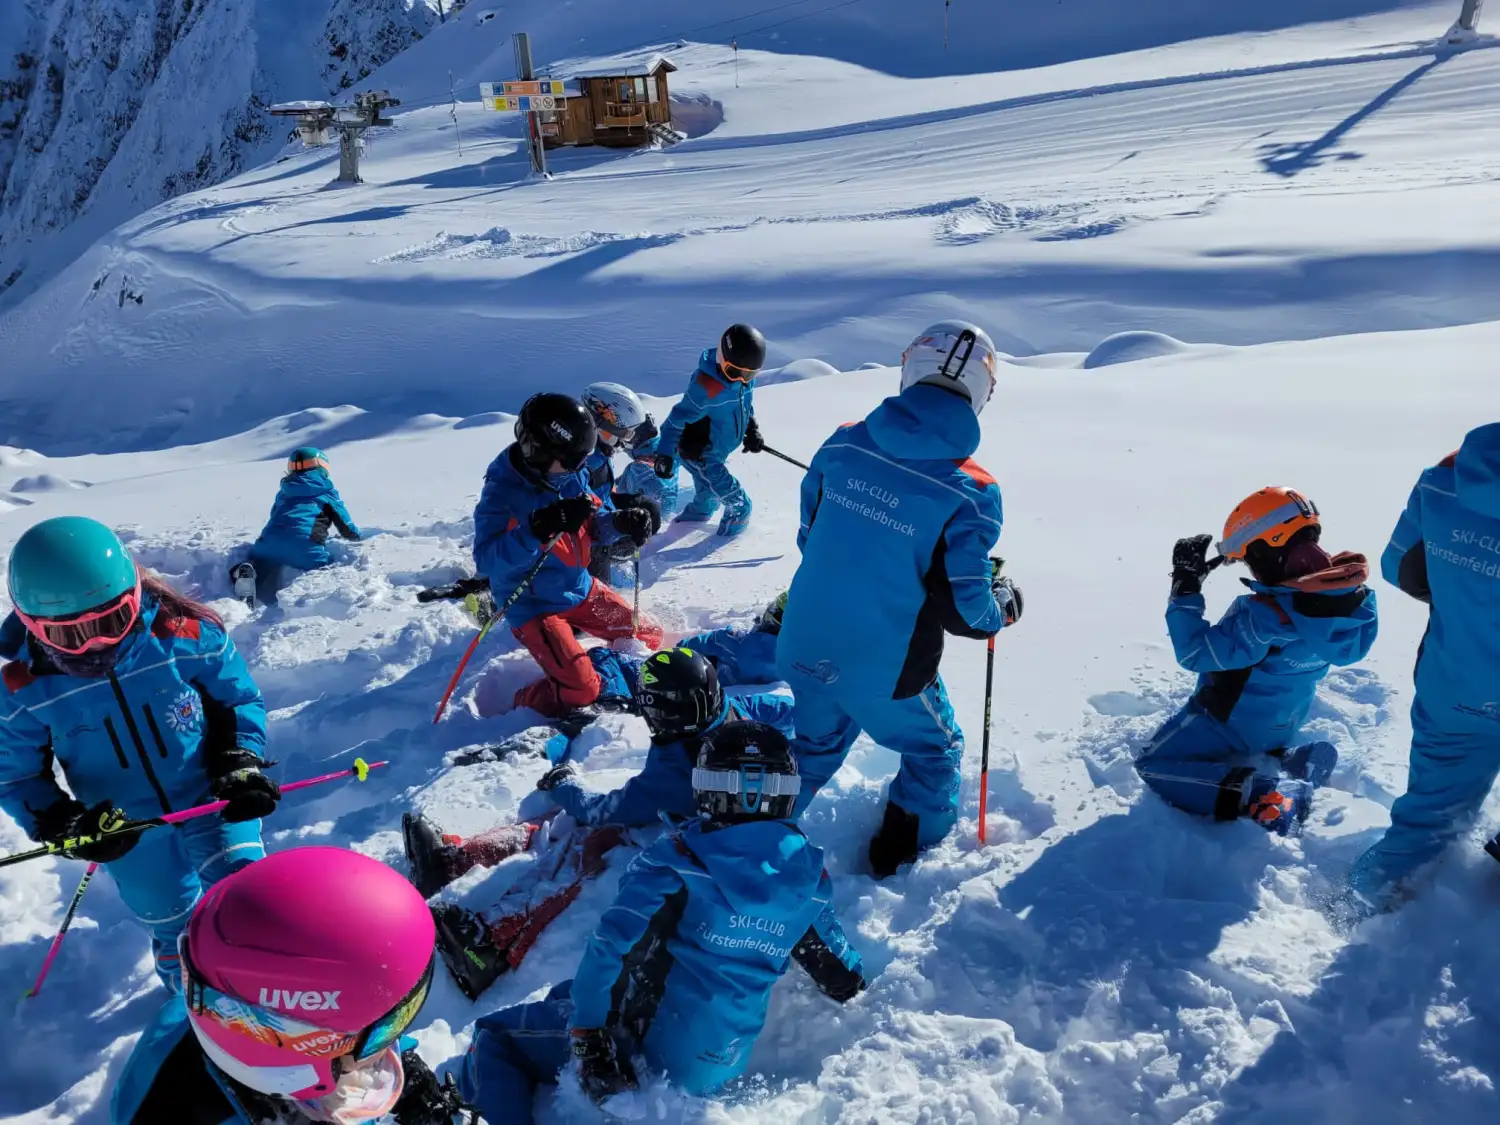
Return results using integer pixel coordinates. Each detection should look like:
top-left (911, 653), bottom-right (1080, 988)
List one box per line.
top-left (433, 536), bottom-right (558, 724)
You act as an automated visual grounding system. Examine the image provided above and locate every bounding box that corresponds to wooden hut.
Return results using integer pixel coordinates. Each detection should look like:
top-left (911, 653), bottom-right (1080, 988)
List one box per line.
top-left (542, 55), bottom-right (679, 149)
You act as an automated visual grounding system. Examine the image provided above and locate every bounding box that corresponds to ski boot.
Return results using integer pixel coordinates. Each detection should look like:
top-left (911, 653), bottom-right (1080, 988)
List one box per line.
top-left (431, 902), bottom-right (511, 1002)
top-left (1279, 741), bottom-right (1338, 788)
top-left (676, 487), bottom-right (721, 523)
top-left (229, 562), bottom-right (257, 610)
top-left (1243, 774), bottom-right (1314, 836)
top-left (462, 589), bottom-right (497, 627)
top-left (402, 813), bottom-right (463, 899)
top-left (716, 491), bottom-right (753, 538)
top-left (392, 1048), bottom-right (473, 1125)
top-left (868, 801), bottom-right (921, 880)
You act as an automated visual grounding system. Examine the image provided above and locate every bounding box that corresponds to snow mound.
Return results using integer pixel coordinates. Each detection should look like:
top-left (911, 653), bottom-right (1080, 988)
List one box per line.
top-left (1083, 330), bottom-right (1197, 369)
top-left (9, 474), bottom-right (89, 493)
top-left (762, 358), bottom-right (841, 385)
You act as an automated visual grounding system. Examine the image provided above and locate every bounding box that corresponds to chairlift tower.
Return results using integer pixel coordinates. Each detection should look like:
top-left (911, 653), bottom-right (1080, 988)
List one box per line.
top-left (1448, 0), bottom-right (1483, 42)
top-left (267, 91), bottom-right (401, 184)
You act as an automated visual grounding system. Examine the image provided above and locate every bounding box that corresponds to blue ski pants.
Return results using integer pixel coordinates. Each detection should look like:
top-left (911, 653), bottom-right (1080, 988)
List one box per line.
top-left (458, 981), bottom-right (576, 1125)
top-left (108, 816), bottom-right (265, 989)
top-left (785, 673), bottom-right (964, 847)
top-left (684, 457), bottom-right (747, 514)
top-left (1349, 697), bottom-right (1500, 896)
top-left (1135, 705), bottom-right (1270, 819)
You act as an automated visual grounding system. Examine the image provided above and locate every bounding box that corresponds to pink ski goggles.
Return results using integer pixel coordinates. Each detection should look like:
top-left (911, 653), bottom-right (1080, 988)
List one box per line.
top-left (15, 576), bottom-right (142, 655)
top-left (180, 933), bottom-right (433, 1102)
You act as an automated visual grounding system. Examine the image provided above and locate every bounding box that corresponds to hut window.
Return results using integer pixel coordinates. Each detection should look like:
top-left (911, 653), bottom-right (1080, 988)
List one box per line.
top-left (646, 76), bottom-right (658, 103)
top-left (618, 80), bottom-right (633, 102)
top-left (634, 77), bottom-right (648, 101)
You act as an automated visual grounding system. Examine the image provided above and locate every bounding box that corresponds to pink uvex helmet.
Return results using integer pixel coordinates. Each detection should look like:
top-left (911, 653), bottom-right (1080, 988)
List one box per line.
top-left (180, 846), bottom-right (436, 1100)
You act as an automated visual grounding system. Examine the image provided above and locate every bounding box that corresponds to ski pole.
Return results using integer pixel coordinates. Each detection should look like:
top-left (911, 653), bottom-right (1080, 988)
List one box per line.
top-left (977, 557), bottom-right (1004, 847)
top-left (433, 537), bottom-right (558, 724)
top-left (760, 445), bottom-right (809, 472)
top-left (0, 759), bottom-right (387, 870)
top-left (24, 862), bottom-right (97, 998)
top-left (632, 547), bottom-right (641, 633)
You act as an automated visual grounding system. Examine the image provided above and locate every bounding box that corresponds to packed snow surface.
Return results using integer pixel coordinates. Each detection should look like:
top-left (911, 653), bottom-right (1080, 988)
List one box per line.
top-left (1, 0), bottom-right (1498, 1122)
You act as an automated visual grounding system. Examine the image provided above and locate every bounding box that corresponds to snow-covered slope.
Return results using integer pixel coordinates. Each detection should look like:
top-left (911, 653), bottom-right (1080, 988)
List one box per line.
top-left (0, 0), bottom-right (442, 310)
top-left (1, 0), bottom-right (1499, 1122)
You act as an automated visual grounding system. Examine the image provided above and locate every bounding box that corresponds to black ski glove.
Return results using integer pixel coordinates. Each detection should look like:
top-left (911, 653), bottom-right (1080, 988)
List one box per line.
top-left (742, 418), bottom-right (766, 454)
top-left (611, 506), bottom-right (655, 549)
top-left (1171, 534), bottom-right (1215, 597)
top-left (572, 1029), bottom-right (638, 1105)
top-left (34, 798), bottom-right (139, 863)
top-left (416, 576), bottom-right (490, 604)
top-left (529, 495), bottom-right (595, 541)
top-left (537, 762), bottom-right (578, 792)
top-left (993, 576), bottom-right (1023, 627)
top-left (209, 750), bottom-right (281, 823)
top-left (610, 493), bottom-right (663, 535)
top-left (653, 453), bottom-right (676, 480)
top-left (391, 1048), bottom-right (471, 1125)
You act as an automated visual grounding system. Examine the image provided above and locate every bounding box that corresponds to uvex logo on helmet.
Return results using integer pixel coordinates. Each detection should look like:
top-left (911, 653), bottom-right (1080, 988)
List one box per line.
top-left (259, 987), bottom-right (342, 1012)
top-left (547, 420), bottom-right (574, 441)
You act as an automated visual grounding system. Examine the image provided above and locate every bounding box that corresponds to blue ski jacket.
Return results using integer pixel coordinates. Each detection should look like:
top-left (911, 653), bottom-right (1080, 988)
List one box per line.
top-left (250, 468), bottom-right (361, 571)
top-left (657, 349), bottom-right (756, 467)
top-left (618, 433), bottom-right (680, 518)
top-left (0, 597), bottom-right (267, 831)
top-left (777, 384), bottom-right (1005, 702)
top-left (567, 818), bottom-right (863, 1096)
top-left (679, 623), bottom-right (780, 687)
top-left (473, 446), bottom-right (631, 626)
top-left (1381, 423), bottom-right (1500, 722)
top-left (1167, 573), bottom-right (1377, 754)
top-left (550, 690), bottom-right (795, 827)
top-left (583, 446), bottom-right (618, 504)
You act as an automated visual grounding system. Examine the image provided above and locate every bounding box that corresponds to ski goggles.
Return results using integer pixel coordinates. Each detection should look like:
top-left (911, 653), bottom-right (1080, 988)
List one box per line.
top-left (692, 765), bottom-right (801, 814)
top-left (287, 454), bottom-right (332, 474)
top-left (15, 576), bottom-right (142, 655)
top-left (179, 934), bottom-right (433, 1100)
top-left (717, 346), bottom-right (760, 382)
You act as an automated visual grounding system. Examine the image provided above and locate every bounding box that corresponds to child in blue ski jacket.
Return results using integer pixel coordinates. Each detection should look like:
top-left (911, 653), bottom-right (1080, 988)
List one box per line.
top-left (245, 447), bottom-right (361, 604)
top-left (580, 384), bottom-right (663, 586)
top-left (777, 322), bottom-right (1018, 878)
top-left (1137, 488), bottom-right (1377, 834)
top-left (473, 394), bottom-right (663, 717)
top-left (1349, 424), bottom-right (1500, 901)
top-left (652, 324), bottom-right (768, 538)
top-left (0, 518), bottom-right (275, 988)
top-left (619, 429), bottom-right (680, 520)
top-left (453, 721), bottom-right (864, 1123)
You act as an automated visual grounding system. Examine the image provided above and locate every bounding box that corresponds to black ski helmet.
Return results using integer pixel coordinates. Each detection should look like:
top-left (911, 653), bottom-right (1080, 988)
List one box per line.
top-left (693, 720), bottom-right (801, 822)
top-left (637, 647), bottom-right (723, 742)
top-left (717, 324), bottom-right (767, 380)
top-left (514, 393), bottom-right (596, 474)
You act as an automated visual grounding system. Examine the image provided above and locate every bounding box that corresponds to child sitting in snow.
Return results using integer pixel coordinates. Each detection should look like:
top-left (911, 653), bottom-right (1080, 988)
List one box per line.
top-left (237, 446), bottom-right (362, 606)
top-left (449, 722), bottom-right (864, 1124)
top-left (1135, 487), bottom-right (1378, 833)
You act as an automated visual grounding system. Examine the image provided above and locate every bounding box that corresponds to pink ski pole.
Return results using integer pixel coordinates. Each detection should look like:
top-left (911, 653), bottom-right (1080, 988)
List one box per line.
top-left (19, 759), bottom-right (386, 997)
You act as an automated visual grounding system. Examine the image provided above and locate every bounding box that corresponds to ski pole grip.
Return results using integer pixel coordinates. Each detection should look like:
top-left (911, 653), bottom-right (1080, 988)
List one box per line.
top-left (354, 758), bottom-right (370, 782)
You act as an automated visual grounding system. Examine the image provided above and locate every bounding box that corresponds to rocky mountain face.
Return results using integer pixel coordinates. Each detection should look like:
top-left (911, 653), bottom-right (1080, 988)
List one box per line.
top-left (0, 0), bottom-right (437, 306)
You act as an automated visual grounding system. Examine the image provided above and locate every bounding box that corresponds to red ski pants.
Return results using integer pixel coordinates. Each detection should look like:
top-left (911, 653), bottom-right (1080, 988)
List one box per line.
top-left (512, 578), bottom-right (663, 716)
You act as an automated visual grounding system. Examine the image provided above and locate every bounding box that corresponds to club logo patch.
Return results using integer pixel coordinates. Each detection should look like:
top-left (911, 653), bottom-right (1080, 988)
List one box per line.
top-left (164, 689), bottom-right (203, 734)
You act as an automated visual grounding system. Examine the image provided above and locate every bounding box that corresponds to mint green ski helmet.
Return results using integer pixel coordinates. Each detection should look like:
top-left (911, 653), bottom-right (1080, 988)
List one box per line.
top-left (8, 517), bottom-right (138, 617)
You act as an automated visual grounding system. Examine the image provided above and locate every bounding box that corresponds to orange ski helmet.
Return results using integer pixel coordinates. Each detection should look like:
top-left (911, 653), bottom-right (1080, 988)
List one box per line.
top-left (1218, 487), bottom-right (1320, 561)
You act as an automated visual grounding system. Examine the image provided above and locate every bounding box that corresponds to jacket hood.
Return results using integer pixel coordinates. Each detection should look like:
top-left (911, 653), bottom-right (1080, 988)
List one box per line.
top-left (865, 384), bottom-right (981, 461)
top-left (685, 820), bottom-right (824, 913)
top-left (1455, 422), bottom-right (1500, 520)
top-left (698, 348), bottom-right (719, 378)
top-left (278, 468), bottom-right (334, 498)
top-left (1245, 577), bottom-right (1377, 664)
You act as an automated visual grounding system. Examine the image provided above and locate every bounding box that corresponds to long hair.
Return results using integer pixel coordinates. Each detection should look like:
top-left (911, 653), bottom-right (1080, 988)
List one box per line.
top-left (141, 572), bottom-right (224, 629)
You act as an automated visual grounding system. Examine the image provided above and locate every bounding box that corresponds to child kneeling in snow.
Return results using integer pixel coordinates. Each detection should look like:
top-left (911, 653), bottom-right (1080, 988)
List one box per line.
top-left (473, 393), bottom-right (663, 718)
top-left (406, 647), bottom-right (794, 1000)
top-left (448, 721), bottom-right (864, 1124)
top-left (238, 446), bottom-right (362, 606)
top-left (1136, 487), bottom-right (1377, 833)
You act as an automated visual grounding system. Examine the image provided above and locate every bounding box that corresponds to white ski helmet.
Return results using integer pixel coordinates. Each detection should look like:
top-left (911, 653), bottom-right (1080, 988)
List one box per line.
top-left (582, 382), bottom-right (647, 448)
top-left (899, 321), bottom-right (999, 417)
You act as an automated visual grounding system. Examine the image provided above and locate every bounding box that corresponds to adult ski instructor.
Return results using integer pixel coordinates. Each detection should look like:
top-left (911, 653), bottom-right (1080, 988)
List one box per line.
top-left (776, 322), bottom-right (1022, 878)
